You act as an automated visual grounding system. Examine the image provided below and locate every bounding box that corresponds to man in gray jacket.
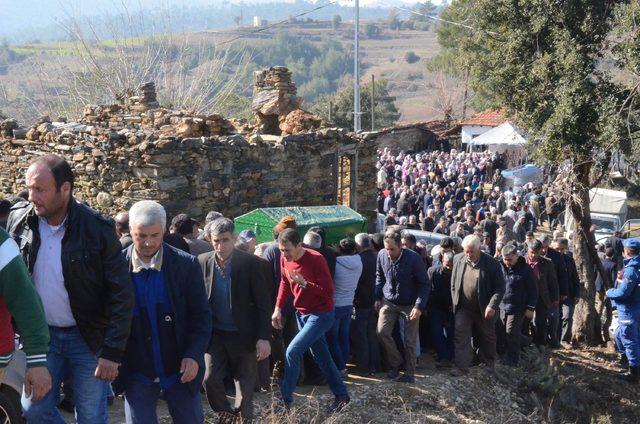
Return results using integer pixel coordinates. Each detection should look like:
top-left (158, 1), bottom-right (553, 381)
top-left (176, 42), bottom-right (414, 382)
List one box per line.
top-left (450, 235), bottom-right (505, 375)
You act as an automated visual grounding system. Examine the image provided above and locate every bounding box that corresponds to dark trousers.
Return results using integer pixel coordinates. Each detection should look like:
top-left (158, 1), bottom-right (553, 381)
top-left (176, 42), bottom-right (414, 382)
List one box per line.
top-left (429, 307), bottom-right (454, 361)
top-left (204, 333), bottom-right (257, 422)
top-left (124, 376), bottom-right (203, 424)
top-left (497, 310), bottom-right (525, 365)
top-left (271, 309), bottom-right (298, 382)
top-left (351, 307), bottom-right (381, 373)
top-left (560, 298), bottom-right (574, 343)
top-left (547, 304), bottom-right (560, 347)
top-left (533, 300), bottom-right (549, 346)
top-left (454, 307), bottom-right (497, 370)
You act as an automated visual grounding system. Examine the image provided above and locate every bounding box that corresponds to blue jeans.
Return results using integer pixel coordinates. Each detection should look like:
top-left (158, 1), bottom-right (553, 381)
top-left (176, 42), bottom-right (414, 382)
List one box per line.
top-left (281, 310), bottom-right (348, 405)
top-left (429, 308), bottom-right (454, 360)
top-left (24, 326), bottom-right (109, 424)
top-left (124, 375), bottom-right (204, 424)
top-left (327, 306), bottom-right (352, 371)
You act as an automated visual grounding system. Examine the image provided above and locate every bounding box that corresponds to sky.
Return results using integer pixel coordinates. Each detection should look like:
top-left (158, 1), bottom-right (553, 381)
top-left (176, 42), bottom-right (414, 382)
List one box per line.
top-left (0, 0), bottom-right (447, 43)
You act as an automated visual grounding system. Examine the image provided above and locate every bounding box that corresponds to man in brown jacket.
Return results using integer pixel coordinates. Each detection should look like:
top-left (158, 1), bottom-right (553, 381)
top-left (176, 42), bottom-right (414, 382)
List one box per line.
top-left (525, 239), bottom-right (559, 347)
top-left (450, 235), bottom-right (506, 375)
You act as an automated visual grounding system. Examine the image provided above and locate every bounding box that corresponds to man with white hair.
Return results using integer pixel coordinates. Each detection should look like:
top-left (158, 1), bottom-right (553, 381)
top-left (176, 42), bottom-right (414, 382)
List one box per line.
top-left (115, 201), bottom-right (212, 424)
top-left (450, 235), bottom-right (505, 375)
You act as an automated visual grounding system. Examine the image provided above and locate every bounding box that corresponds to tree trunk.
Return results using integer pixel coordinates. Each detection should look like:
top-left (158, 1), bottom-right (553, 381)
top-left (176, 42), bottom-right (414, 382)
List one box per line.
top-left (461, 66), bottom-right (470, 120)
top-left (569, 162), bottom-right (601, 346)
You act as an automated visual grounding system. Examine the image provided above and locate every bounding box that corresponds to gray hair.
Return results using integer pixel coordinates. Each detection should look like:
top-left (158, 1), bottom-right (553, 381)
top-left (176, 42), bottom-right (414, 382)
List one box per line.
top-left (354, 233), bottom-right (371, 250)
top-left (208, 217), bottom-right (235, 237)
top-left (461, 234), bottom-right (481, 250)
top-left (129, 201), bottom-right (166, 229)
top-left (537, 234), bottom-right (552, 244)
top-left (303, 231), bottom-right (322, 249)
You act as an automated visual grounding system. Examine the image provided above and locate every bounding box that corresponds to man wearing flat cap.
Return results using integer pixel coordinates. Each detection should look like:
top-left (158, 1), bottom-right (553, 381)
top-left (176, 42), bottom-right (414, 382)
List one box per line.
top-left (607, 237), bottom-right (640, 383)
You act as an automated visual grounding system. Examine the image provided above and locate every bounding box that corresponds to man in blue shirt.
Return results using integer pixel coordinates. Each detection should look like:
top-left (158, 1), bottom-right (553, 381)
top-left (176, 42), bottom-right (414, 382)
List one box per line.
top-left (115, 201), bottom-right (212, 423)
top-left (375, 230), bottom-right (429, 383)
top-left (607, 237), bottom-right (640, 383)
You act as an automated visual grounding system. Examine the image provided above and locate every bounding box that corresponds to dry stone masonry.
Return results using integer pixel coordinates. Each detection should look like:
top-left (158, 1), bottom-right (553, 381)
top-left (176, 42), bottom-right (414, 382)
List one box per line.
top-left (0, 69), bottom-right (377, 220)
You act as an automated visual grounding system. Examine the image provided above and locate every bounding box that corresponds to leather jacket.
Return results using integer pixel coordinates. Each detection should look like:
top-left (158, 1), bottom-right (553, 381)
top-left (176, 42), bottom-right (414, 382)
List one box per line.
top-left (6, 198), bottom-right (134, 362)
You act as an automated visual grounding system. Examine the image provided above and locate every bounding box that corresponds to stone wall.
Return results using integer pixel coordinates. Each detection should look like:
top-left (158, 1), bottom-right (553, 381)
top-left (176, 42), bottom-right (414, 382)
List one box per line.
top-left (0, 113), bottom-right (377, 220)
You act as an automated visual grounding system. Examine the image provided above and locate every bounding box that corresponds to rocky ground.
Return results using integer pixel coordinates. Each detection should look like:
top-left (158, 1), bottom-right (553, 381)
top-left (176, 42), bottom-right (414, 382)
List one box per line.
top-left (59, 344), bottom-right (639, 423)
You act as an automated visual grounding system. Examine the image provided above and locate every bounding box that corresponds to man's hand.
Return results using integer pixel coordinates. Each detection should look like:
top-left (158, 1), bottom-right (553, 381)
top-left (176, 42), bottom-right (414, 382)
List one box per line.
top-left (374, 301), bottom-right (382, 312)
top-left (525, 309), bottom-right (534, 320)
top-left (25, 366), bottom-right (52, 402)
top-left (272, 307), bottom-right (283, 330)
top-left (409, 308), bottom-right (422, 321)
top-left (94, 358), bottom-right (119, 382)
top-left (484, 307), bottom-right (496, 320)
top-left (256, 339), bottom-right (271, 361)
top-left (180, 358), bottom-right (199, 383)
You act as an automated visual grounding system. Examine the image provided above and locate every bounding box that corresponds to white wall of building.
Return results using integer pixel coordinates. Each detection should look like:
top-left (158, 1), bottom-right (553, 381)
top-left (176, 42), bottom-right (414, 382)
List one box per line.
top-left (461, 125), bottom-right (494, 145)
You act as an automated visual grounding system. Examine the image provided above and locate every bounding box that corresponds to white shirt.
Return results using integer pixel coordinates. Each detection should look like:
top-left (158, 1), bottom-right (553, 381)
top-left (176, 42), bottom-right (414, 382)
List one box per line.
top-left (33, 216), bottom-right (76, 327)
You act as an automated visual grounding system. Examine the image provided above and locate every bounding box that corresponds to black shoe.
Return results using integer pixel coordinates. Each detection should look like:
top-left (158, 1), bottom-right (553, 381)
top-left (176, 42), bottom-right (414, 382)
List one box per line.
top-left (619, 355), bottom-right (629, 368)
top-left (386, 367), bottom-right (400, 379)
top-left (435, 359), bottom-right (453, 369)
top-left (621, 366), bottom-right (639, 383)
top-left (396, 374), bottom-right (415, 383)
top-left (58, 398), bottom-right (75, 414)
top-left (328, 395), bottom-right (350, 414)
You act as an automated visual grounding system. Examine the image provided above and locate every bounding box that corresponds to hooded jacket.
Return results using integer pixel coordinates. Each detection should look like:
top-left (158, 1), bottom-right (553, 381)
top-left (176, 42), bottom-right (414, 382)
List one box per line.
top-left (334, 255), bottom-right (363, 308)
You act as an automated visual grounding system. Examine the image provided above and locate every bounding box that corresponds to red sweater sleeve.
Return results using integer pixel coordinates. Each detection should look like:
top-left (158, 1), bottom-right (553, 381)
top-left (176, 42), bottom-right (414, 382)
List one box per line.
top-left (276, 255), bottom-right (293, 309)
top-left (304, 254), bottom-right (334, 300)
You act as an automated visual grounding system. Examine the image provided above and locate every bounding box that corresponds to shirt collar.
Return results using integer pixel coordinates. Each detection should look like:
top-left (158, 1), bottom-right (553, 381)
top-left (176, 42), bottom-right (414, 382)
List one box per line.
top-left (132, 246), bottom-right (163, 273)
top-left (39, 215), bottom-right (68, 235)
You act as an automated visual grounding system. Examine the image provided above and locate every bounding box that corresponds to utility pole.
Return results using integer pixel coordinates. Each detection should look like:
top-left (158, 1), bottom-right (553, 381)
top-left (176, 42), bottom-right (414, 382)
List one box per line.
top-left (371, 74), bottom-right (375, 131)
top-left (353, 0), bottom-right (361, 132)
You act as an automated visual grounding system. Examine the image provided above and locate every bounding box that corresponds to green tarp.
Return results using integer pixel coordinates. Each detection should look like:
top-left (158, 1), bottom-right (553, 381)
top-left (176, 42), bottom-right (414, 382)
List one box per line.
top-left (234, 205), bottom-right (368, 245)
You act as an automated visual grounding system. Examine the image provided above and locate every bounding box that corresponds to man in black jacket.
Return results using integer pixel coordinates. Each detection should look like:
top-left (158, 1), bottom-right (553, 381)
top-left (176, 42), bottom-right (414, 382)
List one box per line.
top-left (115, 201), bottom-right (212, 424)
top-left (450, 235), bottom-right (505, 375)
top-left (555, 238), bottom-right (581, 347)
top-left (539, 235), bottom-right (567, 348)
top-left (352, 233), bottom-right (380, 376)
top-left (199, 218), bottom-right (272, 423)
top-left (497, 244), bottom-right (537, 365)
top-left (427, 251), bottom-right (455, 365)
top-left (7, 155), bottom-right (133, 424)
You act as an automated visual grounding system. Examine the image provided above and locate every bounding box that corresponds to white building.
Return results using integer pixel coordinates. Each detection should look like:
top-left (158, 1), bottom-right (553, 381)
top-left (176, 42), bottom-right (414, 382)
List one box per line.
top-left (253, 16), bottom-right (268, 27)
top-left (459, 109), bottom-right (506, 146)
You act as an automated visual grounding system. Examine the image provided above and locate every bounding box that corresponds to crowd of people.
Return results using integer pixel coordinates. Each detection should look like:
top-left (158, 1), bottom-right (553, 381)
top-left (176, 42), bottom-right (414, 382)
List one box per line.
top-left (0, 150), bottom-right (638, 424)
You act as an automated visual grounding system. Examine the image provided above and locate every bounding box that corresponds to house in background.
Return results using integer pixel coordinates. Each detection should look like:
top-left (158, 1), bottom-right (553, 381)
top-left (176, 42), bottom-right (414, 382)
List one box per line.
top-left (459, 109), bottom-right (506, 146)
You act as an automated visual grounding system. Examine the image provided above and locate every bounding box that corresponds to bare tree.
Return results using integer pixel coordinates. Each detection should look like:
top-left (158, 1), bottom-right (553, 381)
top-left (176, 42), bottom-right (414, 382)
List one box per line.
top-left (10, 4), bottom-right (251, 122)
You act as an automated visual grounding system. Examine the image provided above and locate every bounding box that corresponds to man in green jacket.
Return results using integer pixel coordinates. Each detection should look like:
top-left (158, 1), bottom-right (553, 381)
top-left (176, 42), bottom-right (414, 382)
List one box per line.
top-left (0, 227), bottom-right (51, 401)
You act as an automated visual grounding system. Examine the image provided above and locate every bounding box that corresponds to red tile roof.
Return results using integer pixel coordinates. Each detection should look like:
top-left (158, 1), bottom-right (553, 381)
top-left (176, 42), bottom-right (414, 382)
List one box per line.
top-left (459, 109), bottom-right (506, 127)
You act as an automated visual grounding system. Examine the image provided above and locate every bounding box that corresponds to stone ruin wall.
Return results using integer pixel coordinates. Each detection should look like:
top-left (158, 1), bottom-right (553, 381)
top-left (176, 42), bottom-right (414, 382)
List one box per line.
top-left (0, 71), bottom-right (377, 220)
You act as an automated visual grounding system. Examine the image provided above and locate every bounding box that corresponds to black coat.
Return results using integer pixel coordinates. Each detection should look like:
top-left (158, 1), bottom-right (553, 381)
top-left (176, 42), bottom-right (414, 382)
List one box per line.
top-left (354, 250), bottom-right (377, 309)
top-left (199, 248), bottom-right (273, 350)
top-left (115, 244), bottom-right (212, 396)
top-left (7, 199), bottom-right (134, 362)
top-left (546, 248), bottom-right (569, 298)
top-left (427, 264), bottom-right (452, 310)
top-left (500, 256), bottom-right (538, 314)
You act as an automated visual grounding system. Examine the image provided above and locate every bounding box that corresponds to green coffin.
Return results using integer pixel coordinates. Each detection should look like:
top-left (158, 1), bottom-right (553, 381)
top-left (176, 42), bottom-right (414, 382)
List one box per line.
top-left (234, 205), bottom-right (368, 245)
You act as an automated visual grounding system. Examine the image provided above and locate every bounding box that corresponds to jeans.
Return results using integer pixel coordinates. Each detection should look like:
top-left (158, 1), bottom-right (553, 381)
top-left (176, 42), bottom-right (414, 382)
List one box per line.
top-left (351, 307), bottom-right (381, 373)
top-left (429, 308), bottom-right (454, 361)
top-left (280, 310), bottom-right (348, 405)
top-left (24, 326), bottom-right (109, 424)
top-left (327, 306), bottom-right (353, 371)
top-left (124, 375), bottom-right (204, 424)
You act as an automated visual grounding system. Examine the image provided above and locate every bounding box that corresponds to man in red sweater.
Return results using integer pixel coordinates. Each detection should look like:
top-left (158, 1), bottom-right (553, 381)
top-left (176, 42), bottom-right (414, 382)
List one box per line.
top-left (272, 229), bottom-right (350, 413)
